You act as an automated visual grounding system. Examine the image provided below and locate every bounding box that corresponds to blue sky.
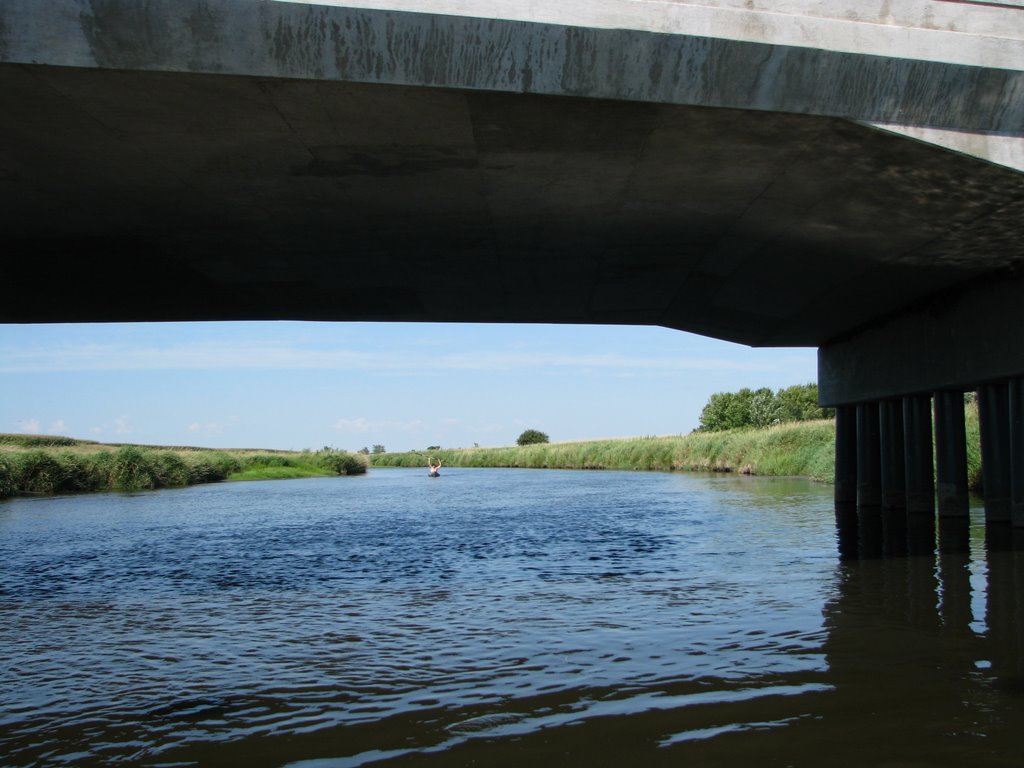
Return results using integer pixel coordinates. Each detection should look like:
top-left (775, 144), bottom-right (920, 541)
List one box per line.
top-left (0, 322), bottom-right (818, 452)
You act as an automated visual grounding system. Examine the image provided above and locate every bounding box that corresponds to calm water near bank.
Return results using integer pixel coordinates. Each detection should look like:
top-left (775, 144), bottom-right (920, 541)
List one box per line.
top-left (1, 468), bottom-right (1021, 766)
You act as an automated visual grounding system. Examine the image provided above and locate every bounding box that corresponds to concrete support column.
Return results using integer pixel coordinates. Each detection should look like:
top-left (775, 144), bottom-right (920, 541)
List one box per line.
top-left (835, 405), bottom-right (858, 508)
top-left (879, 399), bottom-right (906, 512)
top-left (834, 405), bottom-right (859, 558)
top-left (857, 402), bottom-right (881, 509)
top-left (978, 382), bottom-right (1012, 524)
top-left (934, 391), bottom-right (969, 519)
top-left (1010, 378), bottom-right (1024, 528)
top-left (856, 402), bottom-right (883, 558)
top-left (903, 394), bottom-right (935, 515)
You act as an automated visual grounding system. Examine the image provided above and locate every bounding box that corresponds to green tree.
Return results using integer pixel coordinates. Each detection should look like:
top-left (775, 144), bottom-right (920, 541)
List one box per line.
top-left (698, 388), bottom-right (757, 430)
top-left (371, 444), bottom-right (386, 454)
top-left (749, 387), bottom-right (782, 428)
top-left (698, 383), bottom-right (832, 432)
top-left (775, 383), bottom-right (834, 422)
top-left (697, 391), bottom-right (734, 431)
top-left (516, 429), bottom-right (549, 446)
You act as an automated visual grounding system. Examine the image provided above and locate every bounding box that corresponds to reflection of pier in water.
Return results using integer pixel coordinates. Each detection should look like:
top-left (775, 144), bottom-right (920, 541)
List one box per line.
top-left (828, 384), bottom-right (1024, 760)
top-left (817, 520), bottom-right (1024, 764)
top-left (830, 383), bottom-right (1024, 743)
top-left (666, 508), bottom-right (1024, 765)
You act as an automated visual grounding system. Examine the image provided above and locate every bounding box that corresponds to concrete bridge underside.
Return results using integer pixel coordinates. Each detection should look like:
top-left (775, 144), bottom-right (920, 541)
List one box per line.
top-left (3, 62), bottom-right (1020, 345)
top-left (4, 1), bottom-right (1024, 534)
top-left (3, 0), bottom-right (1024, 408)
top-left (5, 61), bottom-right (1024, 402)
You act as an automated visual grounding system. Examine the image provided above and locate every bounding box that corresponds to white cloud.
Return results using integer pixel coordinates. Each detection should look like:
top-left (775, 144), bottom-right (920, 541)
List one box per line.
top-left (0, 341), bottom-right (772, 375)
top-left (333, 417), bottom-right (423, 434)
top-left (188, 422), bottom-right (224, 436)
top-left (49, 419), bottom-right (65, 433)
top-left (17, 418), bottom-right (40, 434)
top-left (334, 417), bottom-right (371, 433)
top-left (114, 416), bottom-right (132, 435)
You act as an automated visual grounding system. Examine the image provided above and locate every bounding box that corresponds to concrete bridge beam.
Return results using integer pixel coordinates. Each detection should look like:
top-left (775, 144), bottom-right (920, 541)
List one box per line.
top-left (819, 272), bottom-right (1024, 408)
top-left (2, 0), bottom-right (1023, 166)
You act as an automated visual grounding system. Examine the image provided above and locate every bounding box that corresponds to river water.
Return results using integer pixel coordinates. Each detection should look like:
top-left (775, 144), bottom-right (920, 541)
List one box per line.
top-left (1, 468), bottom-right (1022, 767)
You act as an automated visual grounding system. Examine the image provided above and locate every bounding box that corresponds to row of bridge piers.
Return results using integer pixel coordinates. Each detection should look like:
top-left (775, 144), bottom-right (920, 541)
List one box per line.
top-left (834, 379), bottom-right (1024, 557)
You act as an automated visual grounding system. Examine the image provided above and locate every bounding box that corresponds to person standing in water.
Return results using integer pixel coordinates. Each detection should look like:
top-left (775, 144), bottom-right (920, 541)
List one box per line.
top-left (428, 457), bottom-right (442, 477)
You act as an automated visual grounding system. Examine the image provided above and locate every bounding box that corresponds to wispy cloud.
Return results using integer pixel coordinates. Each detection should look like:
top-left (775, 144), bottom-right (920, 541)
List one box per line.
top-left (188, 422), bottom-right (223, 436)
top-left (0, 341), bottom-right (772, 374)
top-left (186, 416), bottom-right (238, 437)
top-left (334, 417), bottom-right (424, 434)
top-left (16, 418), bottom-right (40, 434)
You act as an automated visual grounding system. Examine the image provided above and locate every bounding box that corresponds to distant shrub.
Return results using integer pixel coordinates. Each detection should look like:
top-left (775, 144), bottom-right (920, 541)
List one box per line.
top-left (52, 451), bottom-right (106, 492)
top-left (152, 452), bottom-right (191, 487)
top-left (0, 434), bottom-right (82, 448)
top-left (209, 452), bottom-right (242, 477)
top-left (13, 451), bottom-right (66, 494)
top-left (183, 455), bottom-right (226, 484)
top-left (317, 451), bottom-right (369, 475)
top-left (0, 454), bottom-right (16, 498)
top-left (109, 446), bottom-right (159, 491)
top-left (516, 429), bottom-right (549, 446)
top-left (243, 454), bottom-right (294, 468)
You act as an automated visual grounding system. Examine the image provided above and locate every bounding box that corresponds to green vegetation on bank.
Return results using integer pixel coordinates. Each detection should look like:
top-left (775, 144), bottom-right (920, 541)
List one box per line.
top-left (698, 383), bottom-right (835, 431)
top-left (0, 436), bottom-right (367, 499)
top-left (374, 402), bottom-right (984, 489)
top-left (373, 420), bottom-right (839, 482)
top-left (516, 429), bottom-right (550, 446)
top-left (1, 395), bottom-right (984, 499)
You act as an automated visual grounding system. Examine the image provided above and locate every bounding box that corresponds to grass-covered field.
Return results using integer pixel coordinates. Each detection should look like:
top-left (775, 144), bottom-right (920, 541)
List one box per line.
top-left (374, 406), bottom-right (984, 489)
top-left (0, 436), bottom-right (367, 499)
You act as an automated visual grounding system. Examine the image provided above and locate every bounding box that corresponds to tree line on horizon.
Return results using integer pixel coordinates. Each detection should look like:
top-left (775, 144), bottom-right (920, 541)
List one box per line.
top-left (697, 383), bottom-right (834, 432)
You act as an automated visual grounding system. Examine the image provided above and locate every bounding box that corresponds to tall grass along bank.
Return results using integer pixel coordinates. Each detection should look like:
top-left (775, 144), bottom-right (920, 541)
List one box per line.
top-left (0, 437), bottom-right (367, 499)
top-left (374, 409), bottom-right (984, 489)
top-left (373, 421), bottom-right (838, 482)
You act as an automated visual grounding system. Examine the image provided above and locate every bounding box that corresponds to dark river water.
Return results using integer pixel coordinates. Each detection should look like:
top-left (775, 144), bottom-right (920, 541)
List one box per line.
top-left (1, 468), bottom-right (1022, 767)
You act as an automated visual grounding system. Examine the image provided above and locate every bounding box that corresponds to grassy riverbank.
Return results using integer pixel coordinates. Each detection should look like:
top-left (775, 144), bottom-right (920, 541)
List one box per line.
top-left (372, 420), bottom-right (839, 481)
top-left (0, 435), bottom-right (367, 499)
top-left (374, 406), bottom-right (984, 488)
top-left (2, 402), bottom-right (983, 498)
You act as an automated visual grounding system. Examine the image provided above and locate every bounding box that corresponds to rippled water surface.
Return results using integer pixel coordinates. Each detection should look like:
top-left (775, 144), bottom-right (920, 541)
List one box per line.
top-left (2, 468), bottom-right (1022, 766)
